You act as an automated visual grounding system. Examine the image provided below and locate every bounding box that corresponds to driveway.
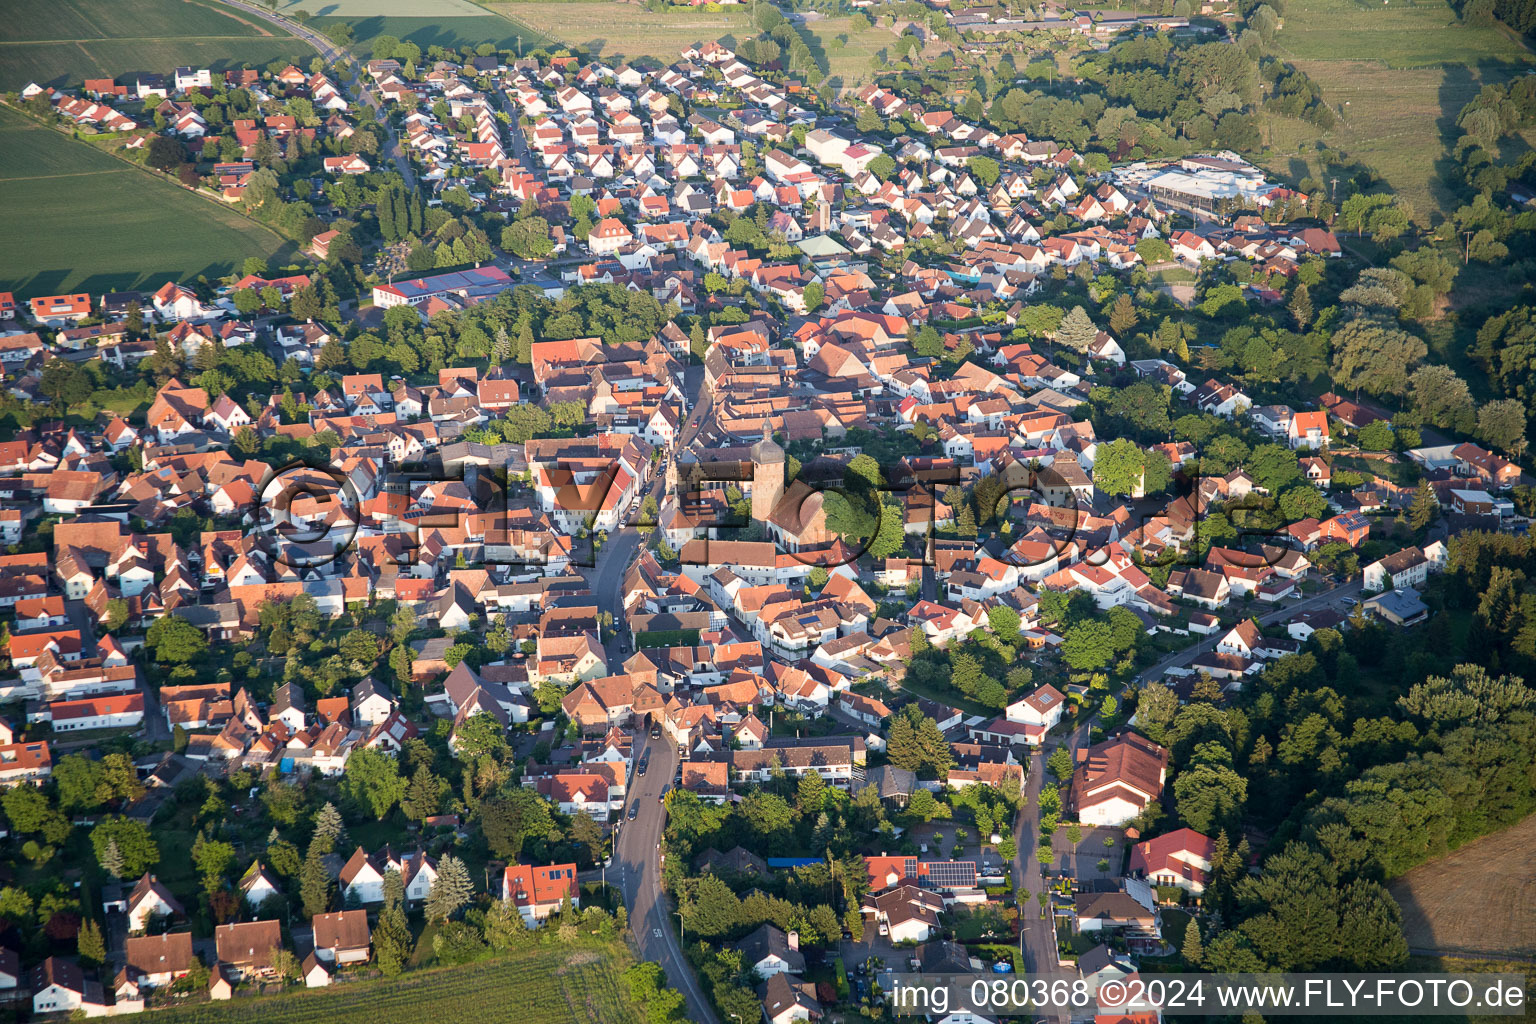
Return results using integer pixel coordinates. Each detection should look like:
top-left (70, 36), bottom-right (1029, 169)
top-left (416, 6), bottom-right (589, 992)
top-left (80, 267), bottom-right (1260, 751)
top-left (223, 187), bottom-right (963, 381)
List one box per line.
top-left (839, 935), bottom-right (910, 975)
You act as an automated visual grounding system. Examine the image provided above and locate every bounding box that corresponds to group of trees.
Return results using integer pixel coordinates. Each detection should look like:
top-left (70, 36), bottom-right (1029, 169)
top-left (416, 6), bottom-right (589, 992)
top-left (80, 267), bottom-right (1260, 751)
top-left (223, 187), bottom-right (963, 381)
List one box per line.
top-left (874, 30), bottom-right (1331, 169)
top-left (295, 281), bottom-right (676, 389)
top-left (819, 454), bottom-right (906, 561)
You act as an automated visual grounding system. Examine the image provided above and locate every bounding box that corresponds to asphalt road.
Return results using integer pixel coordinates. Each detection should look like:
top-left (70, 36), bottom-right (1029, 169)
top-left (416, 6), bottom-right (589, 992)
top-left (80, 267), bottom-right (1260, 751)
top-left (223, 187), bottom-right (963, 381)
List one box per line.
top-left (612, 735), bottom-right (720, 1024)
top-left (1011, 709), bottom-right (1097, 1023)
top-left (586, 365), bottom-right (711, 650)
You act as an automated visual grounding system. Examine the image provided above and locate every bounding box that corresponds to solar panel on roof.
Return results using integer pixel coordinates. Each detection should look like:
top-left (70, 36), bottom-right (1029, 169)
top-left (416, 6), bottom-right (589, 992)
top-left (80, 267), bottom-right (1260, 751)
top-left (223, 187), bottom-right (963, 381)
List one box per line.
top-left (918, 860), bottom-right (978, 889)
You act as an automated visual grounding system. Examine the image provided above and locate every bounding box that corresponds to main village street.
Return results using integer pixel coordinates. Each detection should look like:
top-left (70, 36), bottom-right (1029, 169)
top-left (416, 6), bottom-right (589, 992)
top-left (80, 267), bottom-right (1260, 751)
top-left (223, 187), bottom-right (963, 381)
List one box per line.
top-left (581, 360), bottom-right (719, 1024)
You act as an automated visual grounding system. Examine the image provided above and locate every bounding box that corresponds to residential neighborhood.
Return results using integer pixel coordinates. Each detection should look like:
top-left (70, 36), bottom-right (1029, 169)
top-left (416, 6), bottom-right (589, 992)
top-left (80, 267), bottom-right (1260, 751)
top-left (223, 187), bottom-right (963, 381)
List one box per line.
top-left (0, 1), bottom-right (1533, 1022)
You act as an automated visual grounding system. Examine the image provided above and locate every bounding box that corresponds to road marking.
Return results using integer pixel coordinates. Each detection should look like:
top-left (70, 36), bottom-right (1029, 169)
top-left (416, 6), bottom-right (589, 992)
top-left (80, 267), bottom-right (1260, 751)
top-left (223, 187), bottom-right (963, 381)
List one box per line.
top-left (652, 928), bottom-right (663, 938)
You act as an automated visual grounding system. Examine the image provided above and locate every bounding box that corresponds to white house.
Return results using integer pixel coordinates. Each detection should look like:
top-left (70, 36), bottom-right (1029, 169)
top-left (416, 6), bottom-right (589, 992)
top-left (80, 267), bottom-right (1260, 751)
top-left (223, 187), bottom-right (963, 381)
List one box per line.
top-left (1004, 683), bottom-right (1066, 736)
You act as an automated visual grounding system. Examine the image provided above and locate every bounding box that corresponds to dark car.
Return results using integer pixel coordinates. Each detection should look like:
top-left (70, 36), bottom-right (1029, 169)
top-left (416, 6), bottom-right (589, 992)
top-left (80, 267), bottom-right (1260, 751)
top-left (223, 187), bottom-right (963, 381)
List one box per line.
top-left (650, 725), bottom-right (661, 739)
top-left (637, 759), bottom-right (648, 776)
top-left (627, 803), bottom-right (639, 821)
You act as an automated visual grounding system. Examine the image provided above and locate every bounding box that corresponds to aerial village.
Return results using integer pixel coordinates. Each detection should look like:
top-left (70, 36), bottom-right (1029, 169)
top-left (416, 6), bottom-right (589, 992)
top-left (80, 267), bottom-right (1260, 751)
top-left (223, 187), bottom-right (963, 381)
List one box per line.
top-left (0, 11), bottom-right (1528, 1024)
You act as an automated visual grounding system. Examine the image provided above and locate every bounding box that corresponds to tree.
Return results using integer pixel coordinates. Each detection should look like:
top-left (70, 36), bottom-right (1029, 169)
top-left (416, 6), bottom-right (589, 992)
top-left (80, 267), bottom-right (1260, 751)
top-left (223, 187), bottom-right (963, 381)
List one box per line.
top-left (906, 787), bottom-right (944, 822)
top-left (192, 833), bottom-right (237, 888)
top-left (1048, 746), bottom-right (1073, 781)
top-left (1062, 620), bottom-right (1117, 672)
top-left (401, 763), bottom-right (446, 822)
top-left (313, 801), bottom-right (345, 850)
top-left (100, 838), bottom-right (125, 879)
top-left (501, 217), bottom-right (554, 259)
top-left (145, 615), bottom-right (208, 664)
top-left (988, 606), bottom-right (1022, 646)
top-left (796, 770), bottom-right (827, 815)
top-left (1278, 485), bottom-right (1329, 523)
top-left (146, 135), bottom-right (184, 173)
top-left (98, 759), bottom-right (145, 811)
top-left (0, 887), bottom-right (33, 924)
top-left (1409, 480), bottom-right (1438, 532)
top-left (1105, 293), bottom-right (1138, 339)
top-left (885, 705), bottom-right (954, 778)
top-left (1174, 761), bottom-right (1248, 834)
top-left (301, 840), bottom-right (333, 918)
top-left (969, 156), bottom-right (1001, 187)
top-left (684, 873), bottom-right (742, 938)
top-left (341, 747), bottom-right (406, 819)
top-left (77, 917), bottom-right (106, 966)
top-left (39, 359), bottom-right (92, 407)
top-left (1355, 420), bottom-right (1396, 452)
top-left (1055, 305), bottom-right (1099, 352)
top-left (802, 281), bottom-right (824, 313)
top-left (1277, 283), bottom-right (1311, 334)
top-left (1093, 438), bottom-right (1149, 497)
top-left (1476, 399), bottom-right (1528, 457)
top-left (426, 854), bottom-right (473, 921)
top-left (452, 712), bottom-right (508, 760)
top-left (1330, 320), bottom-right (1426, 399)
top-left (569, 809), bottom-right (604, 856)
top-left (482, 894), bottom-right (531, 951)
top-left (54, 754), bottom-right (108, 813)
top-left (1410, 364), bottom-right (1475, 432)
top-left (1182, 919), bottom-right (1204, 965)
top-left (90, 818), bottom-right (159, 877)
top-left (374, 870), bottom-right (412, 975)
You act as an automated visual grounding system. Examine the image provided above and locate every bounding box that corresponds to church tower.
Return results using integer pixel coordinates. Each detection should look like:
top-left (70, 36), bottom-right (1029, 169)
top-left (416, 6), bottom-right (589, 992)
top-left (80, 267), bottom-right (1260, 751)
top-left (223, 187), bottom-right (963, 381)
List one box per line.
top-left (750, 421), bottom-right (785, 523)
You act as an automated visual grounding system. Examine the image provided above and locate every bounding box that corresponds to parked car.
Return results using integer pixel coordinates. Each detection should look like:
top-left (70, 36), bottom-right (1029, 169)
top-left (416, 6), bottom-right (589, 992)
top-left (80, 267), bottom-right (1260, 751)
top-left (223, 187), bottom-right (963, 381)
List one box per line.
top-left (627, 803), bottom-right (639, 821)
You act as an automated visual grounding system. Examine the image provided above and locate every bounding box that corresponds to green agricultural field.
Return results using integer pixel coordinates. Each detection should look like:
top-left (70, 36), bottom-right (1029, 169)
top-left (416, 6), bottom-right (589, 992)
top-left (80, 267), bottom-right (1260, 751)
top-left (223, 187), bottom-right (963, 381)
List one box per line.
top-left (315, 14), bottom-right (540, 55)
top-left (148, 945), bottom-right (644, 1024)
top-left (1258, 0), bottom-right (1535, 222)
top-left (276, 0), bottom-right (489, 15)
top-left (0, 107), bottom-right (291, 296)
top-left (0, 0), bottom-right (308, 90)
top-left (480, 1), bottom-right (750, 60)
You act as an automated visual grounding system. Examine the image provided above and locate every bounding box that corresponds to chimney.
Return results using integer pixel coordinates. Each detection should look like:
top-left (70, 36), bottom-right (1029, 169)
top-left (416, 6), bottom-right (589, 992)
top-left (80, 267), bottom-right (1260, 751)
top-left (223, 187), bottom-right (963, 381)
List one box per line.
top-left (786, 930), bottom-right (799, 952)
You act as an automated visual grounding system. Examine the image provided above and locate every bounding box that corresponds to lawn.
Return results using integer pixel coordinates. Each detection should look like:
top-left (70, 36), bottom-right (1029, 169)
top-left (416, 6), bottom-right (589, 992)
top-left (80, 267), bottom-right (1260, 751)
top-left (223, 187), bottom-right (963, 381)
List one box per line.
top-left (148, 944), bottom-right (645, 1024)
top-left (1257, 0), bottom-right (1536, 223)
top-left (0, 0), bottom-right (308, 90)
top-left (1388, 811), bottom-right (1536, 960)
top-left (799, 15), bottom-right (893, 93)
top-left (480, 1), bottom-right (751, 61)
top-left (0, 107), bottom-right (292, 296)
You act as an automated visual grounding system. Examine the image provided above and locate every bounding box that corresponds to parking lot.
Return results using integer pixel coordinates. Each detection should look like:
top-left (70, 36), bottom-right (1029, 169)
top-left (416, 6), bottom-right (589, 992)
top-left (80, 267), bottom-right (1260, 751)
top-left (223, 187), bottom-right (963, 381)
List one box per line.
top-left (1049, 825), bottom-right (1127, 883)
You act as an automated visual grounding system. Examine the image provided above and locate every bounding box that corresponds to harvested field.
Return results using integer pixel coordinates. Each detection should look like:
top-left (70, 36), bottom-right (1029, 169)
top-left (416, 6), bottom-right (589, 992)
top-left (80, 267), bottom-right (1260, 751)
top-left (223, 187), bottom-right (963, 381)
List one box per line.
top-left (1389, 812), bottom-right (1536, 960)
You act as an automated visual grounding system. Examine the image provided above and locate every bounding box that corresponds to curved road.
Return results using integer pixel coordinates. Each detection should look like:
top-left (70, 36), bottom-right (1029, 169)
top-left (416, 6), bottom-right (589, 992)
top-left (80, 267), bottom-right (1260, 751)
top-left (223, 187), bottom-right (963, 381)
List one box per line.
top-left (215, 0), bottom-right (415, 189)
